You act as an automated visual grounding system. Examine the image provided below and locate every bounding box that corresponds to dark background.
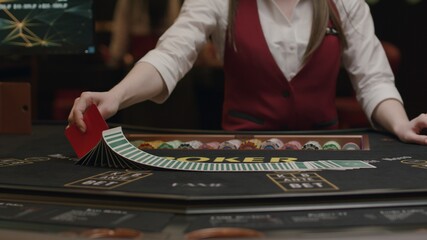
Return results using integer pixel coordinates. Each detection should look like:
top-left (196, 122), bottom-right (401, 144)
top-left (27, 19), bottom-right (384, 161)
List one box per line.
top-left (369, 0), bottom-right (427, 121)
top-left (1, 0), bottom-right (426, 130)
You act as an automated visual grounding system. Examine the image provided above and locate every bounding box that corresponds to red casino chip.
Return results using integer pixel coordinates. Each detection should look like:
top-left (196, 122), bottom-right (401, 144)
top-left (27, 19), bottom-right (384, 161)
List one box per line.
top-left (283, 140), bottom-right (302, 150)
top-left (200, 141), bottom-right (221, 150)
top-left (138, 140), bottom-right (163, 150)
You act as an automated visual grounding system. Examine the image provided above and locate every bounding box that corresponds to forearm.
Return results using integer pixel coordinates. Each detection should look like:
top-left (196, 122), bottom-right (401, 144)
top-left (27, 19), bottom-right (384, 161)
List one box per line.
top-left (109, 62), bottom-right (167, 110)
top-left (372, 99), bottom-right (409, 135)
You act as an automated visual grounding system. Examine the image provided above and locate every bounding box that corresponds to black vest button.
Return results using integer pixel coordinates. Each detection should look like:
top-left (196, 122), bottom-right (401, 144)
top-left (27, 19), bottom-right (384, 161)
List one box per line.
top-left (283, 91), bottom-right (291, 98)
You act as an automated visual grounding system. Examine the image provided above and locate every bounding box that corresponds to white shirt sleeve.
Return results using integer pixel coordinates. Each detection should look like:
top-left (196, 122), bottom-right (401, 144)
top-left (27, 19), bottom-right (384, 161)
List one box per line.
top-left (336, 0), bottom-right (403, 125)
top-left (139, 0), bottom-right (223, 103)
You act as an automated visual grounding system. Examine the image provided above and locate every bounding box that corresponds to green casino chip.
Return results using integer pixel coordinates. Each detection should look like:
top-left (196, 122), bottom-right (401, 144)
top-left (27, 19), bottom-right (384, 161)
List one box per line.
top-left (322, 140), bottom-right (341, 150)
top-left (159, 140), bottom-right (182, 149)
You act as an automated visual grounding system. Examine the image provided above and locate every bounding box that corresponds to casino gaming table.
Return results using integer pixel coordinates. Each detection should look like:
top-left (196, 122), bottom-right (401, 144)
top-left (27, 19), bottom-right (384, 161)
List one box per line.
top-left (1, 122), bottom-right (427, 239)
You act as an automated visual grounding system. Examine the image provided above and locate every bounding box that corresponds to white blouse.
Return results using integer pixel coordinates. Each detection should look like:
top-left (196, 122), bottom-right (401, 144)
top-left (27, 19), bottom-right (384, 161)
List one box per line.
top-left (140, 0), bottom-right (403, 124)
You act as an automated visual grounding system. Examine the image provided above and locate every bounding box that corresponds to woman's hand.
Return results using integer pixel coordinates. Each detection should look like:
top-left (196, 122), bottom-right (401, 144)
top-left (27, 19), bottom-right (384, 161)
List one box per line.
top-left (394, 114), bottom-right (427, 145)
top-left (67, 62), bottom-right (168, 133)
top-left (67, 91), bottom-right (120, 133)
top-left (373, 99), bottom-right (427, 145)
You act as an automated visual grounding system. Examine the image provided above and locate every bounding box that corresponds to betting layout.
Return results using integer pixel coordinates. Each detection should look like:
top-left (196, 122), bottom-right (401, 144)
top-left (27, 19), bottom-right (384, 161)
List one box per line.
top-left (77, 127), bottom-right (375, 172)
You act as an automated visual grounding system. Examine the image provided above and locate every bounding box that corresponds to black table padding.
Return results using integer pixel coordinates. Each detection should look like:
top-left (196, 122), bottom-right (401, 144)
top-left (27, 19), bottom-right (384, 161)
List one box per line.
top-left (1, 124), bottom-right (427, 214)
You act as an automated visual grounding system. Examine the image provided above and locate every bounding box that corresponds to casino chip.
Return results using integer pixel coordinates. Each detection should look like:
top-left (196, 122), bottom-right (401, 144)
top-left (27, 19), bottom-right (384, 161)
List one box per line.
top-left (200, 141), bottom-right (221, 150)
top-left (137, 140), bottom-right (163, 149)
top-left (130, 140), bottom-right (145, 148)
top-left (261, 138), bottom-right (284, 150)
top-left (322, 140), bottom-right (341, 150)
top-left (342, 142), bottom-right (361, 150)
top-left (159, 140), bottom-right (182, 149)
top-left (302, 140), bottom-right (322, 150)
top-left (239, 139), bottom-right (262, 150)
top-left (219, 139), bottom-right (242, 150)
top-left (283, 140), bottom-right (302, 150)
top-left (178, 140), bottom-right (204, 150)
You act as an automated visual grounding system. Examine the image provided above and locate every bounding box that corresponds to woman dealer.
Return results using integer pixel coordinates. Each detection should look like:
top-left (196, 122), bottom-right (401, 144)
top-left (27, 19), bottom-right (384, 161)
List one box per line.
top-left (69, 0), bottom-right (427, 145)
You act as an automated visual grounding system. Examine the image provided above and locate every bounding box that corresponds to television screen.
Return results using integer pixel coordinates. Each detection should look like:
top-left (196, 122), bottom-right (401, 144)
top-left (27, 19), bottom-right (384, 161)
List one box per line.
top-left (0, 0), bottom-right (95, 55)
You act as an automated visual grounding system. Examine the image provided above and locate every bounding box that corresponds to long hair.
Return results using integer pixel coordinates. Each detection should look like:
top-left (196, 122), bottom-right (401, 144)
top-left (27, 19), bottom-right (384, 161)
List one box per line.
top-left (227, 0), bottom-right (347, 63)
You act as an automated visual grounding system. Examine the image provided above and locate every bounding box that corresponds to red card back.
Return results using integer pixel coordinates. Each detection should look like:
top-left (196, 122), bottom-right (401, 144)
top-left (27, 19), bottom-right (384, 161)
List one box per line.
top-left (65, 104), bottom-right (109, 158)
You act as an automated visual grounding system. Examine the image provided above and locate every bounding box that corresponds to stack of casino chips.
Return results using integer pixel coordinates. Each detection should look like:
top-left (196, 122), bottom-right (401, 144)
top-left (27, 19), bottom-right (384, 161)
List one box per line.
top-left (131, 138), bottom-right (361, 151)
top-left (302, 140), bottom-right (322, 150)
top-left (130, 140), bottom-right (145, 148)
top-left (283, 140), bottom-right (302, 150)
top-left (261, 138), bottom-right (285, 150)
top-left (178, 140), bottom-right (204, 150)
top-left (137, 140), bottom-right (163, 150)
top-left (342, 142), bottom-right (361, 150)
top-left (219, 139), bottom-right (242, 150)
top-left (239, 139), bottom-right (262, 150)
top-left (322, 140), bottom-right (341, 150)
top-left (158, 140), bottom-right (182, 149)
top-left (200, 141), bottom-right (221, 150)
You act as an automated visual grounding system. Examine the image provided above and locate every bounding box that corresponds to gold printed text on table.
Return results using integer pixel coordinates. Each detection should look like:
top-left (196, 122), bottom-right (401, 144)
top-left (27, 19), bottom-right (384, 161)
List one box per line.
top-left (267, 173), bottom-right (338, 192)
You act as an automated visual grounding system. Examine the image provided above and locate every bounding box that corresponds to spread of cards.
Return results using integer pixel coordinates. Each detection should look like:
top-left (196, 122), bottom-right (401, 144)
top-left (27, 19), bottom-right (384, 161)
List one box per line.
top-left (77, 127), bottom-right (376, 172)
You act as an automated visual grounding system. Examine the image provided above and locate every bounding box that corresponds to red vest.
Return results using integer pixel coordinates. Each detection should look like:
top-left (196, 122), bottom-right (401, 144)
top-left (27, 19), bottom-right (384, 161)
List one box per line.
top-left (130, 34), bottom-right (160, 59)
top-left (223, 0), bottom-right (341, 131)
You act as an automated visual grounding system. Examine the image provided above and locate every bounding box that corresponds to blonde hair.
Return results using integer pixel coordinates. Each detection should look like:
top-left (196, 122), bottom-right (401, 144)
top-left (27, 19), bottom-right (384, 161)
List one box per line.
top-left (227, 0), bottom-right (347, 63)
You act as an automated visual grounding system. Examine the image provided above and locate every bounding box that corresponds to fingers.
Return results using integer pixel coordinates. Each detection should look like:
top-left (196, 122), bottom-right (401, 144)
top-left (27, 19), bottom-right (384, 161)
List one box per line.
top-left (411, 114), bottom-right (427, 136)
top-left (415, 113), bottom-right (427, 129)
top-left (414, 114), bottom-right (427, 145)
top-left (67, 91), bottom-right (117, 133)
top-left (399, 114), bottom-right (427, 145)
top-left (67, 92), bottom-right (95, 133)
top-left (408, 133), bottom-right (427, 145)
